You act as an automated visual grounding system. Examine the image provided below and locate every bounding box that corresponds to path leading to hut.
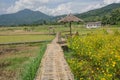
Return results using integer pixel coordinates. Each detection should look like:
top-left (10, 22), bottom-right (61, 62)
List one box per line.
top-left (35, 33), bottom-right (74, 80)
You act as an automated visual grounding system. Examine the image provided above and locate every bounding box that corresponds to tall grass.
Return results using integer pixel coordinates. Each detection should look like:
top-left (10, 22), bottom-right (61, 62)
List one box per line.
top-left (20, 43), bottom-right (46, 80)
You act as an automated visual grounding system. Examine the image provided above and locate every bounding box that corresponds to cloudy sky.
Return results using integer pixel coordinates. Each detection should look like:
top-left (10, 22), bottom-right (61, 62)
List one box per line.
top-left (0, 0), bottom-right (120, 16)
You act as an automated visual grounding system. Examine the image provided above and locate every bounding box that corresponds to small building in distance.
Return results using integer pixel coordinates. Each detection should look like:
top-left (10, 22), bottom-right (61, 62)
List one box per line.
top-left (86, 21), bottom-right (101, 28)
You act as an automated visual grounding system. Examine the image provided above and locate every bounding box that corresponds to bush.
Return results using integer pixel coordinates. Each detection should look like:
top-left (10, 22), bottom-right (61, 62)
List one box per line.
top-left (67, 31), bottom-right (120, 80)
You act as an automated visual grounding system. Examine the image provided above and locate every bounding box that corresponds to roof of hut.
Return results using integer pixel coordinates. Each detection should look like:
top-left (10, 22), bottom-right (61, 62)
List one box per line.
top-left (58, 14), bottom-right (83, 23)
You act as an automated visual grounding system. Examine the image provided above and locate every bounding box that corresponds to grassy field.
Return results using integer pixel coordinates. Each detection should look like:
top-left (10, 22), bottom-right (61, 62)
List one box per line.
top-left (0, 35), bottom-right (54, 44)
top-left (0, 43), bottom-right (46, 80)
top-left (1, 24), bottom-right (119, 35)
top-left (0, 25), bottom-right (56, 44)
top-left (0, 25), bottom-right (52, 80)
top-left (0, 24), bottom-right (120, 80)
top-left (0, 25), bottom-right (119, 44)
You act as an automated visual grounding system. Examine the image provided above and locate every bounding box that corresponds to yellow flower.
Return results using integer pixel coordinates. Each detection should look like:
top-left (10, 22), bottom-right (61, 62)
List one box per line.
top-left (101, 78), bottom-right (106, 80)
top-left (112, 61), bottom-right (116, 67)
top-left (80, 78), bottom-right (83, 80)
top-left (92, 71), bottom-right (94, 73)
top-left (107, 74), bottom-right (112, 77)
top-left (102, 70), bottom-right (105, 73)
top-left (110, 58), bottom-right (112, 61)
top-left (97, 68), bottom-right (99, 70)
top-left (106, 64), bottom-right (109, 67)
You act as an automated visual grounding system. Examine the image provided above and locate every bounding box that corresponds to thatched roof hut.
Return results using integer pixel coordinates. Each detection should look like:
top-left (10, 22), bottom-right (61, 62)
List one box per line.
top-left (58, 14), bottom-right (83, 23)
top-left (58, 14), bottom-right (83, 35)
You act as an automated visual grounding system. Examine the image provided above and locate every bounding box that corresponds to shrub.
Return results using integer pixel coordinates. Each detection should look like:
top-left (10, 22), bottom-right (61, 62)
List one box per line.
top-left (67, 31), bottom-right (120, 80)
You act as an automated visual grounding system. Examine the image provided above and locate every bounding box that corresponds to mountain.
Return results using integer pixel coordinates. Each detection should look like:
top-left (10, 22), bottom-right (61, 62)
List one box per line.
top-left (0, 3), bottom-right (120, 26)
top-left (75, 3), bottom-right (120, 21)
top-left (0, 9), bottom-right (52, 26)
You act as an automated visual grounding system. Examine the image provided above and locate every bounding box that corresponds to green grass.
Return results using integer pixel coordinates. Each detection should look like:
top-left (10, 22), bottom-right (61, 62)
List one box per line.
top-left (0, 24), bottom-right (120, 80)
top-left (20, 43), bottom-right (47, 80)
top-left (0, 43), bottom-right (47, 80)
top-left (0, 25), bottom-right (53, 33)
top-left (0, 35), bottom-right (54, 43)
top-left (0, 25), bottom-right (120, 44)
top-left (0, 43), bottom-right (43, 80)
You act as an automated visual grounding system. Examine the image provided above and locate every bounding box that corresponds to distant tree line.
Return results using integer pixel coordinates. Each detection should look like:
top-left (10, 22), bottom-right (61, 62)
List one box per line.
top-left (102, 8), bottom-right (120, 25)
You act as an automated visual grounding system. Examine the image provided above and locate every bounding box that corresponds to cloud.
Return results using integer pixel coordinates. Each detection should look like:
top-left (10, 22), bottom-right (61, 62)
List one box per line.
top-left (0, 2), bottom-right (10, 14)
top-left (81, 0), bottom-right (120, 13)
top-left (5, 0), bottom-right (120, 16)
top-left (7, 0), bottom-right (45, 13)
top-left (38, 2), bottom-right (72, 16)
top-left (6, 0), bottom-right (105, 15)
top-left (81, 3), bottom-right (103, 13)
top-left (6, 0), bottom-right (73, 15)
top-left (103, 0), bottom-right (120, 4)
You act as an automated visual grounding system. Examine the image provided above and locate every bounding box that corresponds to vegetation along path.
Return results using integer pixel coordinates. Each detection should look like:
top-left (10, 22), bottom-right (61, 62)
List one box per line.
top-left (35, 33), bottom-right (74, 80)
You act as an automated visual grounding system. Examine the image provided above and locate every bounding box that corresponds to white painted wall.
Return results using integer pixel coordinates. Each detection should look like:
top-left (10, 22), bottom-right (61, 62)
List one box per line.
top-left (86, 23), bottom-right (101, 28)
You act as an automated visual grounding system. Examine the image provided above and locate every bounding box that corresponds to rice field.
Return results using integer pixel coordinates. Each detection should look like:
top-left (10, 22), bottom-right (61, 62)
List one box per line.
top-left (0, 35), bottom-right (54, 44)
top-left (0, 43), bottom-right (46, 80)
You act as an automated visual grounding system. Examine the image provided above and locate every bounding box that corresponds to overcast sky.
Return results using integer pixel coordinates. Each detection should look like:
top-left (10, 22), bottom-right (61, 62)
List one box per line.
top-left (0, 0), bottom-right (120, 16)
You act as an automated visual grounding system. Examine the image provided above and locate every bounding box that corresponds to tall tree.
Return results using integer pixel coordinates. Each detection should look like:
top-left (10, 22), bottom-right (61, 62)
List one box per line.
top-left (110, 8), bottom-right (120, 25)
top-left (102, 8), bottom-right (120, 25)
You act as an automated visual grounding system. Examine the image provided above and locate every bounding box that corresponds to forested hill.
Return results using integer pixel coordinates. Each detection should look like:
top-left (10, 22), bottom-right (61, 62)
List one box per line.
top-left (0, 9), bottom-right (52, 26)
top-left (75, 3), bottom-right (120, 21)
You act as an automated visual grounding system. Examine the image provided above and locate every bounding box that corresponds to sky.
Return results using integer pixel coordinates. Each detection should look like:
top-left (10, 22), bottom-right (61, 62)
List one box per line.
top-left (0, 0), bottom-right (120, 16)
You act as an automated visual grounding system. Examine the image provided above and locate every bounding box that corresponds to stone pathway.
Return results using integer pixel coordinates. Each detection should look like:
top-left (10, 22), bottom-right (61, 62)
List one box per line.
top-left (35, 34), bottom-right (74, 80)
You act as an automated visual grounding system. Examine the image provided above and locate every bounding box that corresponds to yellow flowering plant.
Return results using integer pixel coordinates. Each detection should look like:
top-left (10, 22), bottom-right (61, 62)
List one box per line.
top-left (67, 30), bottom-right (120, 80)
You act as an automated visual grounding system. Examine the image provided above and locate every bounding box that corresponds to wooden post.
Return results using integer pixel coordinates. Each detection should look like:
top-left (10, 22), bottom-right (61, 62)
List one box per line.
top-left (58, 32), bottom-right (62, 43)
top-left (69, 22), bottom-right (72, 35)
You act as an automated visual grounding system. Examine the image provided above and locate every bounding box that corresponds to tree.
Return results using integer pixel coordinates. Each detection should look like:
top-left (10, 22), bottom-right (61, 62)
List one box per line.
top-left (109, 8), bottom-right (120, 25)
top-left (102, 15), bottom-right (111, 25)
top-left (102, 8), bottom-right (120, 25)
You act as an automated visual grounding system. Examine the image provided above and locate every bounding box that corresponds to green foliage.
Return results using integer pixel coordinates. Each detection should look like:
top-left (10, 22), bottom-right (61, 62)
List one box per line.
top-left (67, 31), bottom-right (120, 80)
top-left (102, 15), bottom-right (110, 25)
top-left (20, 43), bottom-right (46, 80)
top-left (102, 8), bottom-right (120, 25)
top-left (110, 8), bottom-right (120, 25)
top-left (76, 3), bottom-right (120, 22)
top-left (114, 30), bottom-right (120, 35)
